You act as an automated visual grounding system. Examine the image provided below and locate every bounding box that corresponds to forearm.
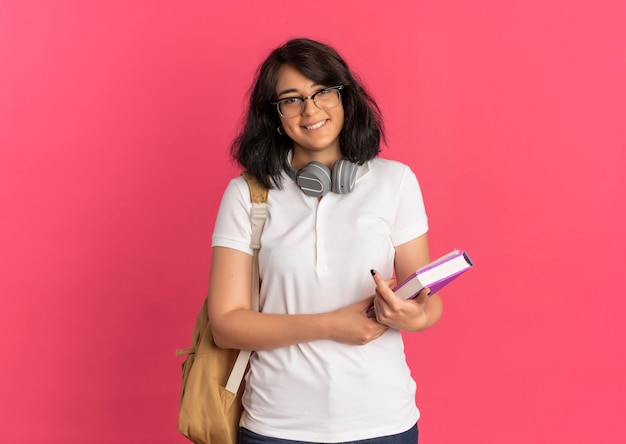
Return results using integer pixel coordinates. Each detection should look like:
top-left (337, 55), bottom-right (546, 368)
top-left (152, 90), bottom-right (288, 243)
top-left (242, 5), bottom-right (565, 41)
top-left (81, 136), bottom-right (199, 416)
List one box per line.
top-left (211, 309), bottom-right (333, 351)
top-left (208, 247), bottom-right (387, 350)
top-left (208, 246), bottom-right (331, 350)
top-left (407, 293), bottom-right (443, 332)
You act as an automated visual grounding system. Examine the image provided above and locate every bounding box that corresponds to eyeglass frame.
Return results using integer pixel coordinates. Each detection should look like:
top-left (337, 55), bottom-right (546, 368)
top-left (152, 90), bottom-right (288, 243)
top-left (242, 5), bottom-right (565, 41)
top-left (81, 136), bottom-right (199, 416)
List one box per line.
top-left (271, 85), bottom-right (344, 119)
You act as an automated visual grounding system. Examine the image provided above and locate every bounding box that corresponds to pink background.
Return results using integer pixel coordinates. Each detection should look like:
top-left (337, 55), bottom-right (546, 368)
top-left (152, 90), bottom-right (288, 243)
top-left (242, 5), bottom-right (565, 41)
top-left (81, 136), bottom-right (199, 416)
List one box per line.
top-left (1, 1), bottom-right (625, 443)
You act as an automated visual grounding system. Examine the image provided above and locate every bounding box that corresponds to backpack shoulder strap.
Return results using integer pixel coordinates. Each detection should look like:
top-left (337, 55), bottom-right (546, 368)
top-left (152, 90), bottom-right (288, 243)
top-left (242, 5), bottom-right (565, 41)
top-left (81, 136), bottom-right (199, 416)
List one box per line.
top-left (242, 171), bottom-right (269, 205)
top-left (224, 172), bottom-right (269, 394)
top-left (241, 172), bottom-right (268, 251)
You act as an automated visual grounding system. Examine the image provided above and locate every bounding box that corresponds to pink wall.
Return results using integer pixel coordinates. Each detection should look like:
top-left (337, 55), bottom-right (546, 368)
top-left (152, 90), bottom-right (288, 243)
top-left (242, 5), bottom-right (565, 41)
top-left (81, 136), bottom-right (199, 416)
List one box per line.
top-left (1, 1), bottom-right (625, 443)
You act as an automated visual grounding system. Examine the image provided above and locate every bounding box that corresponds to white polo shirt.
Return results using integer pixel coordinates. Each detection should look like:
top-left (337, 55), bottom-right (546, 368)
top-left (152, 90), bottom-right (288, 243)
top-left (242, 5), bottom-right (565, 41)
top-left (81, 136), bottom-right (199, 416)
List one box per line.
top-left (212, 157), bottom-right (429, 442)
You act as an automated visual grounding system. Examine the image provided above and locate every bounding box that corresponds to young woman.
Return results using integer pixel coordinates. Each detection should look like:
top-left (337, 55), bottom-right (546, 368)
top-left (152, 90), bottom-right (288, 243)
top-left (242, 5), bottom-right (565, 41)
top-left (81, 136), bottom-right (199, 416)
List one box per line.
top-left (208, 38), bottom-right (443, 444)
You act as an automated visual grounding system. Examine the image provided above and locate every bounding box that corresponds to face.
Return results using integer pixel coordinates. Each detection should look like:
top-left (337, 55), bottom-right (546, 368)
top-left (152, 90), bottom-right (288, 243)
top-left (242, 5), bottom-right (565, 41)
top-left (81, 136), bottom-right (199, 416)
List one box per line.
top-left (274, 64), bottom-right (344, 166)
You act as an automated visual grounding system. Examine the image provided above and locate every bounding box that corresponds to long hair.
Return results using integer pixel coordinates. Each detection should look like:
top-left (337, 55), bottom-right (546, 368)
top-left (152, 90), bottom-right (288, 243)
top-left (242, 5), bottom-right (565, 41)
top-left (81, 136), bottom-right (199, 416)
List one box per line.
top-left (231, 38), bottom-right (385, 189)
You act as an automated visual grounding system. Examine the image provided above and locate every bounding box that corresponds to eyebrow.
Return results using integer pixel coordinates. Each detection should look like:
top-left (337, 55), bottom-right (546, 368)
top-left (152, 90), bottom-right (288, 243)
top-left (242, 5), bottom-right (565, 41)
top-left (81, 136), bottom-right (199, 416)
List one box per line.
top-left (277, 83), bottom-right (322, 98)
top-left (277, 88), bottom-right (299, 97)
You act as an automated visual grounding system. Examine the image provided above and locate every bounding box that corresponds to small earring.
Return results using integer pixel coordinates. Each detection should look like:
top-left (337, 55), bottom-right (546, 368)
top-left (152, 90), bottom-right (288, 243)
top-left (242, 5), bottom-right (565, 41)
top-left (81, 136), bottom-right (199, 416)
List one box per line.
top-left (277, 126), bottom-right (285, 135)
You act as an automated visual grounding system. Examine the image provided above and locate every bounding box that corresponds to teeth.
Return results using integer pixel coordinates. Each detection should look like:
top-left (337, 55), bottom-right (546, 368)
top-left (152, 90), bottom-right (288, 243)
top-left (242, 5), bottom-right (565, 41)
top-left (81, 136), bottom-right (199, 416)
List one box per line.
top-left (306, 120), bottom-right (326, 130)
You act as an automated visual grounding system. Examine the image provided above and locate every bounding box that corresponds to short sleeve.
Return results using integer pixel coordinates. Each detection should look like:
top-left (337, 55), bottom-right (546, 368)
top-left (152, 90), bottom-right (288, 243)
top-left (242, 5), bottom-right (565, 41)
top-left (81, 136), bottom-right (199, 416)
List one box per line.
top-left (391, 166), bottom-right (429, 246)
top-left (211, 177), bottom-right (254, 255)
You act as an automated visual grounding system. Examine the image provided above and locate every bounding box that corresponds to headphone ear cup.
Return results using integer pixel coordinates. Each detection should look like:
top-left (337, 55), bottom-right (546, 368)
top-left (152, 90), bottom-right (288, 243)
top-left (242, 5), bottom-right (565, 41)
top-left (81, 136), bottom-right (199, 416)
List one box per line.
top-left (331, 160), bottom-right (358, 194)
top-left (295, 161), bottom-right (332, 197)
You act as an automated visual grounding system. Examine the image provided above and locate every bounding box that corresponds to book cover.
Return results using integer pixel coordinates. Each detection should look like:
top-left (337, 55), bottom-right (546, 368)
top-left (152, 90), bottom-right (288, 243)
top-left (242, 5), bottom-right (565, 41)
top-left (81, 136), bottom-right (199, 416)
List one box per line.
top-left (366, 249), bottom-right (474, 317)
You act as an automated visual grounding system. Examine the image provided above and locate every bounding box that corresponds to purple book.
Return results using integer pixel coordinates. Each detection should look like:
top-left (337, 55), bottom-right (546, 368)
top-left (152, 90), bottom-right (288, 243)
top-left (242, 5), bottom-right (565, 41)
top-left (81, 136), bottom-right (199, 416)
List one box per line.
top-left (366, 250), bottom-right (473, 317)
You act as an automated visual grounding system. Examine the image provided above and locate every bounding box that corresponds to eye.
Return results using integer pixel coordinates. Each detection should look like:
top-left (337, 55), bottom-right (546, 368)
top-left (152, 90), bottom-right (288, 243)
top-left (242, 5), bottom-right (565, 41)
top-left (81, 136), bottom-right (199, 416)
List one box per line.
top-left (317, 88), bottom-right (332, 96)
top-left (282, 97), bottom-right (302, 105)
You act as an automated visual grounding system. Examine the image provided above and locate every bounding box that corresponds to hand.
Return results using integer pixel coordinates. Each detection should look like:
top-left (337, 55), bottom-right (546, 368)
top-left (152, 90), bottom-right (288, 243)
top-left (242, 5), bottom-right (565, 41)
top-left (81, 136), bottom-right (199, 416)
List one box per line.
top-left (370, 269), bottom-right (438, 331)
top-left (326, 297), bottom-right (389, 345)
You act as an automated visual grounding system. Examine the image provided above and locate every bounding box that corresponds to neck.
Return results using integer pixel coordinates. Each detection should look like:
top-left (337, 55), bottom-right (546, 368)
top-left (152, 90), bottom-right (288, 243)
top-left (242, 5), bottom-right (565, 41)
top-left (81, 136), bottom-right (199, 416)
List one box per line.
top-left (291, 147), bottom-right (342, 170)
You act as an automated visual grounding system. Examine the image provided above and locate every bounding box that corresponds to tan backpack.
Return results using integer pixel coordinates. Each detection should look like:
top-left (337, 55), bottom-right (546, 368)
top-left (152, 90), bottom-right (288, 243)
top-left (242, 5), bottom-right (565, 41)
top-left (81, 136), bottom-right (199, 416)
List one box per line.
top-left (176, 173), bottom-right (268, 444)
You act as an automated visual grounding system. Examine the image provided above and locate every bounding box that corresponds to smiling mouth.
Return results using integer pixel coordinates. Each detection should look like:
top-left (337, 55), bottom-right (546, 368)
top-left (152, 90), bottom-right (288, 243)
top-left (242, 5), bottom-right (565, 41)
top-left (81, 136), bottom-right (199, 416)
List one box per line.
top-left (304, 120), bottom-right (328, 130)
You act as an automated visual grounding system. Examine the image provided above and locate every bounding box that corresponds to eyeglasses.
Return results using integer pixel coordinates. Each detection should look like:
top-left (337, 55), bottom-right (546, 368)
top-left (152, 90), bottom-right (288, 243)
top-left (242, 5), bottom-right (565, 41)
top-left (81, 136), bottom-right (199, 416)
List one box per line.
top-left (272, 86), bottom-right (344, 119)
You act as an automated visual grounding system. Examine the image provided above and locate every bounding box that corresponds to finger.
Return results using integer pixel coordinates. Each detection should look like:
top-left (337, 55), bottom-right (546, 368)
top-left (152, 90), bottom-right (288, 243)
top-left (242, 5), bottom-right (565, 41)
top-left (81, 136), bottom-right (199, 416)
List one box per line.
top-left (413, 287), bottom-right (431, 304)
top-left (370, 269), bottom-right (386, 288)
top-left (370, 269), bottom-right (391, 306)
top-left (373, 296), bottom-right (384, 321)
top-left (369, 274), bottom-right (396, 293)
top-left (370, 270), bottom-right (395, 304)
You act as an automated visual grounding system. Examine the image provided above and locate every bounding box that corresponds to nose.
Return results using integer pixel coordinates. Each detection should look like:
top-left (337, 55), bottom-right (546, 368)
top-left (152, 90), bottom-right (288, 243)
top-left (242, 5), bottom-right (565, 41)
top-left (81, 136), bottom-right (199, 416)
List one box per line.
top-left (302, 97), bottom-right (319, 115)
